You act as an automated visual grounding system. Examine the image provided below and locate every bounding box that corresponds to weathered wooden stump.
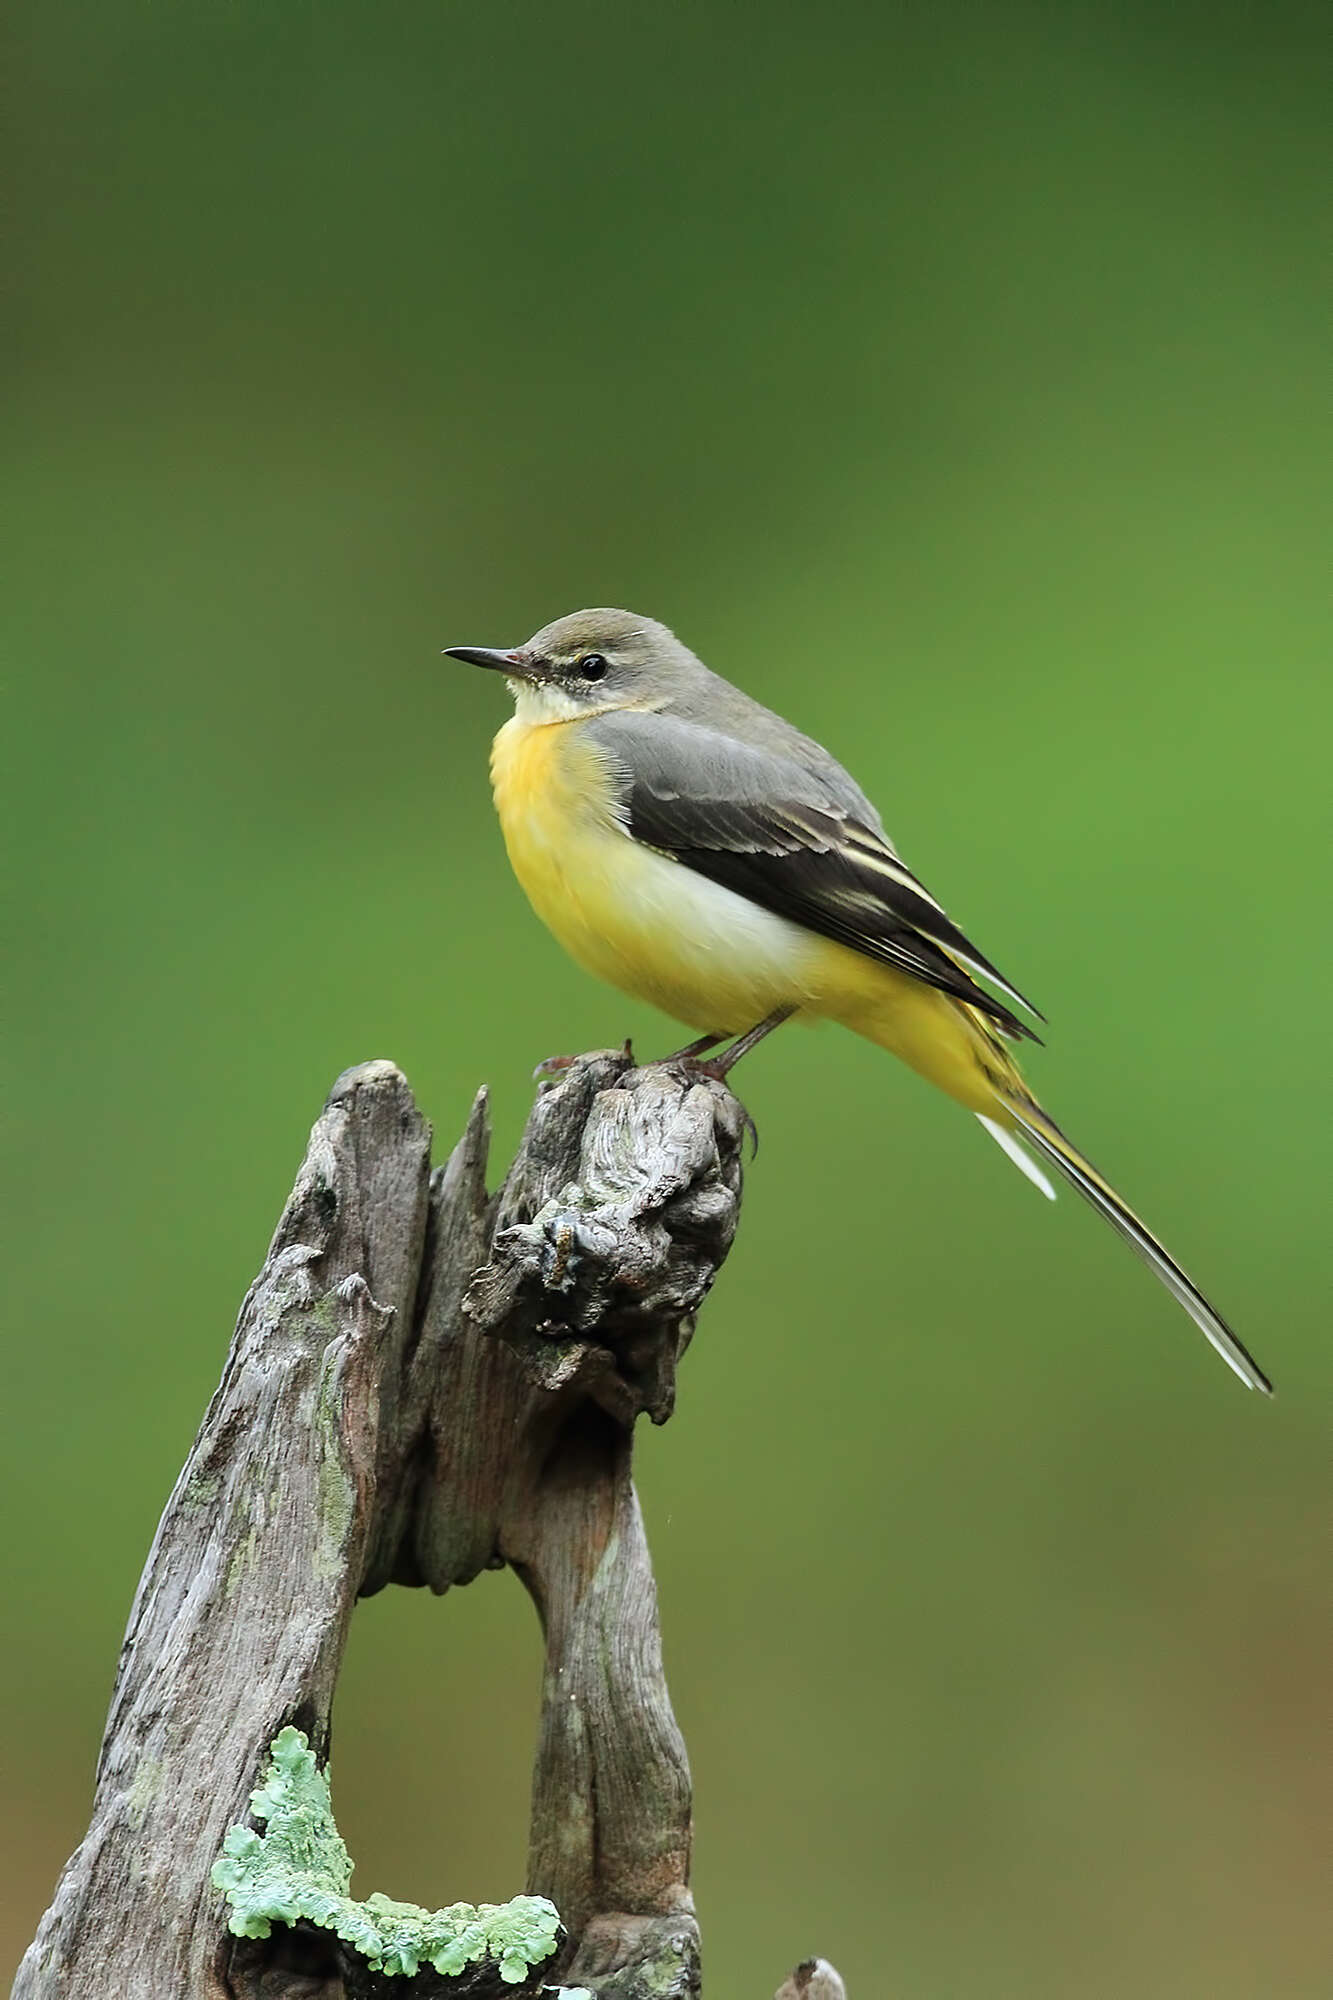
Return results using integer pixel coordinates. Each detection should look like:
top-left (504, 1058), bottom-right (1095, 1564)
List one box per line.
top-left (16, 1053), bottom-right (847, 1999)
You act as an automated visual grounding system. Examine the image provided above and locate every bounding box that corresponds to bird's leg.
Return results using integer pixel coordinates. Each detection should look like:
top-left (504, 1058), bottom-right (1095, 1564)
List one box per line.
top-left (698, 1005), bottom-right (796, 1079)
top-left (658, 1031), bottom-right (727, 1063)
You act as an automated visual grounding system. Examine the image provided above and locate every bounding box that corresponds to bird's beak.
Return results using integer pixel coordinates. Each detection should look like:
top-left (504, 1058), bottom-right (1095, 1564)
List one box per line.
top-left (442, 645), bottom-right (545, 681)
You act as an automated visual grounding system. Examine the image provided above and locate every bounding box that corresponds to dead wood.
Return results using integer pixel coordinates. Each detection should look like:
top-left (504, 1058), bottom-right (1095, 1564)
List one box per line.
top-left (16, 1052), bottom-right (844, 2000)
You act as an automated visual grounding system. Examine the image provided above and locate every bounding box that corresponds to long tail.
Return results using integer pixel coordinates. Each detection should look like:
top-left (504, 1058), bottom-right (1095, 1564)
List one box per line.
top-left (982, 1101), bottom-right (1272, 1393)
top-left (841, 971), bottom-right (1271, 1391)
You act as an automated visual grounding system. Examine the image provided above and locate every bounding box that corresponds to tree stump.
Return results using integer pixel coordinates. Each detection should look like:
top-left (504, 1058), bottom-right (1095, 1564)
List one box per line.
top-left (15, 1053), bottom-right (846, 1999)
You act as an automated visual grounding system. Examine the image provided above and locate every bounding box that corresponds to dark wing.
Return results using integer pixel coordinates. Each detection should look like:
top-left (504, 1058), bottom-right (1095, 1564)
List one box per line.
top-left (589, 710), bottom-right (1043, 1042)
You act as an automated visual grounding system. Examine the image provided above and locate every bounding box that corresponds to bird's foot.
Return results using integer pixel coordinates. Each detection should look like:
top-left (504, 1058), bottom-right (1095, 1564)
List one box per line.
top-left (655, 1010), bottom-right (791, 1153)
top-left (660, 1052), bottom-right (760, 1156)
top-left (532, 1053), bottom-right (577, 1081)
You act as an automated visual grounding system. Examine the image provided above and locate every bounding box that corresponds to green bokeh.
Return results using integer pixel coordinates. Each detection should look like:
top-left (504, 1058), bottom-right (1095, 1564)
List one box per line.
top-left (6, 4), bottom-right (1328, 1994)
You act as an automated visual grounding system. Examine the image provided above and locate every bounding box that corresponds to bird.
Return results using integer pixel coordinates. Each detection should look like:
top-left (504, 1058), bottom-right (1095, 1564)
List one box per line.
top-left (445, 607), bottom-right (1271, 1394)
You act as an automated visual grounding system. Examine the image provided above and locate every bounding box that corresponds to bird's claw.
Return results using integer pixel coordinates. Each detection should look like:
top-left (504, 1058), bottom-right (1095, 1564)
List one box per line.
top-left (533, 1038), bottom-right (635, 1086)
top-left (532, 1053), bottom-right (577, 1081)
top-left (664, 1053), bottom-right (760, 1157)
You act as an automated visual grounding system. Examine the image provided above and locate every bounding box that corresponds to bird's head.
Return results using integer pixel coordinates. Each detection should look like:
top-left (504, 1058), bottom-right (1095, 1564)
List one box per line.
top-left (445, 606), bottom-right (705, 721)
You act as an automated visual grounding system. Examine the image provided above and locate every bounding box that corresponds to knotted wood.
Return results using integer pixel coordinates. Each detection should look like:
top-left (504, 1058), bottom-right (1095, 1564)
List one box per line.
top-left (16, 1052), bottom-right (845, 2000)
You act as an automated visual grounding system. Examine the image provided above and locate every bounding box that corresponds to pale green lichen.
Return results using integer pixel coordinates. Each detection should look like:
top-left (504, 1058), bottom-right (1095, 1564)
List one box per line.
top-left (212, 1727), bottom-right (561, 1983)
top-left (256, 1261), bottom-right (319, 1335)
top-left (126, 1753), bottom-right (165, 1829)
top-left (311, 1340), bottom-right (355, 1579)
top-left (181, 1469), bottom-right (221, 1516)
top-left (223, 1523), bottom-right (258, 1600)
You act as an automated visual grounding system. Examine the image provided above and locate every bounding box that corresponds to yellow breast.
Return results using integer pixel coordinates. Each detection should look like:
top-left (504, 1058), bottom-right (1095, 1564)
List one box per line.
top-left (489, 712), bottom-right (630, 967)
top-left (489, 712), bottom-right (618, 906)
top-left (488, 714), bottom-right (824, 1033)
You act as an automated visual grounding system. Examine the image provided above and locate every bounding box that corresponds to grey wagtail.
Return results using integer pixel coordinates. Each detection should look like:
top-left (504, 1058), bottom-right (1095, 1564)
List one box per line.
top-left (446, 607), bottom-right (1271, 1393)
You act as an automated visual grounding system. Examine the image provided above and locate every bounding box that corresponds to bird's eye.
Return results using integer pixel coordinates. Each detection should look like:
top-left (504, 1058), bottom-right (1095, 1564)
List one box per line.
top-left (576, 653), bottom-right (608, 681)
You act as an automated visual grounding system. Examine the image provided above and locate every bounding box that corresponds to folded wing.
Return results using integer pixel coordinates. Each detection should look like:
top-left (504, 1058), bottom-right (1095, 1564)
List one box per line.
top-left (588, 710), bottom-right (1043, 1041)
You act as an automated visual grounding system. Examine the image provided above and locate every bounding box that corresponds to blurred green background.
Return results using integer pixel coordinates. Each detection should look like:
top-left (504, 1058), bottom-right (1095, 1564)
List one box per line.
top-left (6, 3), bottom-right (1329, 1993)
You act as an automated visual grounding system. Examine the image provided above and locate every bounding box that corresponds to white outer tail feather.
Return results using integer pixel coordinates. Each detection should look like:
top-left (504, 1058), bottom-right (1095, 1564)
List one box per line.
top-left (977, 1114), bottom-right (1057, 1200)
